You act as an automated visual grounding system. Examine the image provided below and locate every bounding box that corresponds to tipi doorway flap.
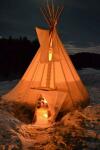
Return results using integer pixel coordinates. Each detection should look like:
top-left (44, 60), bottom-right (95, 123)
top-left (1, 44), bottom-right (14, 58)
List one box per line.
top-left (33, 91), bottom-right (67, 126)
top-left (40, 91), bottom-right (67, 122)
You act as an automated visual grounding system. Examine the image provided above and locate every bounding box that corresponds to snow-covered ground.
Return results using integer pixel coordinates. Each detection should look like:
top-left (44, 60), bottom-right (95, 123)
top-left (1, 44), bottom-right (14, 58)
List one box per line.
top-left (0, 80), bottom-right (18, 96)
top-left (78, 68), bottom-right (100, 104)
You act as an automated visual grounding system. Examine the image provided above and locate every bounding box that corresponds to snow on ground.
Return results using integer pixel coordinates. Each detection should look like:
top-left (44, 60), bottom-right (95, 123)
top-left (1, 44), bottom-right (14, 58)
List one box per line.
top-left (0, 68), bottom-right (100, 150)
top-left (0, 80), bottom-right (18, 96)
top-left (78, 68), bottom-right (100, 105)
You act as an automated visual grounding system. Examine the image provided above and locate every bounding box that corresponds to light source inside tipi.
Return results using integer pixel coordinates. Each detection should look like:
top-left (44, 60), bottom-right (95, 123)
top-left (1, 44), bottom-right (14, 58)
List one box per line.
top-left (33, 97), bottom-right (51, 126)
top-left (48, 50), bottom-right (53, 61)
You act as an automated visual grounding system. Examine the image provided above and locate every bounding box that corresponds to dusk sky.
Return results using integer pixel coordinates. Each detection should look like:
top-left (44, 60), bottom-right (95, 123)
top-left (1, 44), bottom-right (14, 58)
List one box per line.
top-left (0, 0), bottom-right (100, 45)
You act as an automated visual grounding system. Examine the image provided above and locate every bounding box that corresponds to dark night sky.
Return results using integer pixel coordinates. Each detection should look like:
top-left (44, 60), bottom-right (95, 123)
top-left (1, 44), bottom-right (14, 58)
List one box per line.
top-left (0, 0), bottom-right (100, 44)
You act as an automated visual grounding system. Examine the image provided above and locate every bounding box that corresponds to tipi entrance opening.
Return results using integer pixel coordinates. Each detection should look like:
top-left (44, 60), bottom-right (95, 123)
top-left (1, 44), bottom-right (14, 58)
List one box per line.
top-left (33, 97), bottom-right (51, 126)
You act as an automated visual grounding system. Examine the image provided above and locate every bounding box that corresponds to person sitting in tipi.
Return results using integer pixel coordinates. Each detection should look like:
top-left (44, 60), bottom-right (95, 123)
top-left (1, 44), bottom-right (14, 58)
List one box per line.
top-left (33, 97), bottom-right (51, 126)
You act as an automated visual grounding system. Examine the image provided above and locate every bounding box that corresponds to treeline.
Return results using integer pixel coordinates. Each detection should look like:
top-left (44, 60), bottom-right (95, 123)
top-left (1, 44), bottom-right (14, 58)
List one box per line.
top-left (0, 37), bottom-right (100, 80)
top-left (71, 52), bottom-right (100, 70)
top-left (0, 37), bottom-right (39, 80)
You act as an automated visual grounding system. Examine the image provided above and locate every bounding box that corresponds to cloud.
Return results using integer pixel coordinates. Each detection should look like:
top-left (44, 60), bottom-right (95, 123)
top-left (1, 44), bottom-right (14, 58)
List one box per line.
top-left (64, 43), bottom-right (100, 54)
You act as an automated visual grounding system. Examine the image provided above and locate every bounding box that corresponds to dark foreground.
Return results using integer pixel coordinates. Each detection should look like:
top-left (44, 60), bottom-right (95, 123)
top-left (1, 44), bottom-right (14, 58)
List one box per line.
top-left (0, 102), bottom-right (99, 150)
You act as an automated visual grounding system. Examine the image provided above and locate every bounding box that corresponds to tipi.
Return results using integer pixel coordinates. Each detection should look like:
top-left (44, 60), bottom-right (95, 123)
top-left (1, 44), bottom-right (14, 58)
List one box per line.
top-left (2, 1), bottom-right (89, 123)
